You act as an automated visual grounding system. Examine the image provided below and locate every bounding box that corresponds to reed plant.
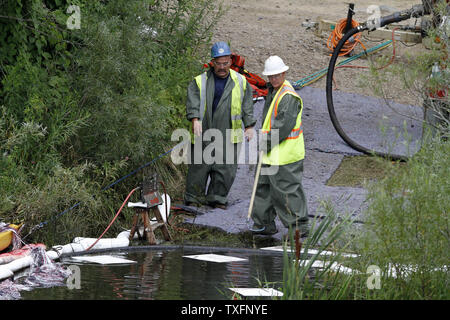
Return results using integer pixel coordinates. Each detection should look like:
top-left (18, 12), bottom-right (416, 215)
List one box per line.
top-left (278, 202), bottom-right (358, 300)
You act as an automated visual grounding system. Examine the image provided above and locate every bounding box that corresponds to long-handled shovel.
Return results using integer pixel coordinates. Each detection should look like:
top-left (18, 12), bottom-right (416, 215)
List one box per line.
top-left (247, 150), bottom-right (265, 232)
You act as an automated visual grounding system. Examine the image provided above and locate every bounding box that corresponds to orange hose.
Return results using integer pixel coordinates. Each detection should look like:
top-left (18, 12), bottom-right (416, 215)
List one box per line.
top-left (330, 26), bottom-right (400, 90)
top-left (376, 27), bottom-right (399, 70)
top-left (85, 187), bottom-right (139, 251)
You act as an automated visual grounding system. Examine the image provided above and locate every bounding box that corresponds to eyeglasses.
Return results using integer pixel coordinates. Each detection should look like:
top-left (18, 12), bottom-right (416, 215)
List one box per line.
top-left (268, 73), bottom-right (284, 79)
top-left (212, 60), bottom-right (231, 67)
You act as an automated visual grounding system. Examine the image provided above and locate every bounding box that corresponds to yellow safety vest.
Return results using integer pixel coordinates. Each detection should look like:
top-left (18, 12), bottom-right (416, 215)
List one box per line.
top-left (194, 69), bottom-right (246, 143)
top-left (261, 80), bottom-right (305, 165)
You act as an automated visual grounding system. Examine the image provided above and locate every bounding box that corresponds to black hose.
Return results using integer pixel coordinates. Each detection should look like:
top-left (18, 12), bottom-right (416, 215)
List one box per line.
top-left (325, 26), bottom-right (409, 162)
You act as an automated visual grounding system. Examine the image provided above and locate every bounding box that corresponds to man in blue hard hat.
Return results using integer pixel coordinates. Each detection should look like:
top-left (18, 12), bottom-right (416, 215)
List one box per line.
top-left (184, 42), bottom-right (256, 209)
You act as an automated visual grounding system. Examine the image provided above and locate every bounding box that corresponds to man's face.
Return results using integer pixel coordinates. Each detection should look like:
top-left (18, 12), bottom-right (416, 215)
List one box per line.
top-left (268, 72), bottom-right (285, 90)
top-left (212, 55), bottom-right (231, 79)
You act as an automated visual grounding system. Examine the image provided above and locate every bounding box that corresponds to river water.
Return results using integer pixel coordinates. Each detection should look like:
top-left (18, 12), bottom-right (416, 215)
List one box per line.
top-left (19, 248), bottom-right (285, 300)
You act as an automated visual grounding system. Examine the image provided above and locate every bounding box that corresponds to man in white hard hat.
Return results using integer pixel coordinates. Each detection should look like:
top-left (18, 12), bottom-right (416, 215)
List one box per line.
top-left (250, 55), bottom-right (309, 238)
top-left (184, 42), bottom-right (256, 209)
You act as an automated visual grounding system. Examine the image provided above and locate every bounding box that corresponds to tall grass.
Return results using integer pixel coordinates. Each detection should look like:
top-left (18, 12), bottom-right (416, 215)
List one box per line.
top-left (355, 135), bottom-right (449, 299)
top-left (278, 203), bottom-right (358, 300)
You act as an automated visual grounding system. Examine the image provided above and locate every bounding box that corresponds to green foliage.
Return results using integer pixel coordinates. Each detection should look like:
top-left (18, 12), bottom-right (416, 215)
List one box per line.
top-left (280, 205), bottom-right (357, 300)
top-left (69, 0), bottom-right (224, 162)
top-left (0, 0), bottom-right (77, 73)
top-left (275, 139), bottom-right (449, 300)
top-left (363, 0), bottom-right (449, 138)
top-left (347, 2), bottom-right (449, 299)
top-left (0, 0), bottom-right (224, 245)
top-left (1, 53), bottom-right (87, 174)
top-left (356, 137), bottom-right (449, 299)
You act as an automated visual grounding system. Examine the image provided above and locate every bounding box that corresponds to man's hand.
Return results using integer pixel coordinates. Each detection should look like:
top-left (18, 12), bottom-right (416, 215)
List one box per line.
top-left (192, 118), bottom-right (202, 136)
top-left (244, 126), bottom-right (255, 141)
top-left (259, 130), bottom-right (268, 152)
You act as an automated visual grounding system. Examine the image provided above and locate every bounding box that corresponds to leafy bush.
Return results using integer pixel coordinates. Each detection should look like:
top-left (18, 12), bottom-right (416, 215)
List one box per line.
top-left (363, 0), bottom-right (449, 138)
top-left (274, 138), bottom-right (449, 300)
top-left (0, 0), bottom-right (224, 245)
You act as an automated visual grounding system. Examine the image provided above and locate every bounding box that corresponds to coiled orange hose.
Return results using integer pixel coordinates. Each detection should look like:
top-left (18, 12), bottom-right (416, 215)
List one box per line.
top-left (328, 25), bottom-right (400, 90)
top-left (327, 18), bottom-right (366, 56)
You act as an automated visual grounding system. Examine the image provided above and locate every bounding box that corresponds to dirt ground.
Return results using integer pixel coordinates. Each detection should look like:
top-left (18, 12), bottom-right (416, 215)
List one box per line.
top-left (211, 0), bottom-right (425, 106)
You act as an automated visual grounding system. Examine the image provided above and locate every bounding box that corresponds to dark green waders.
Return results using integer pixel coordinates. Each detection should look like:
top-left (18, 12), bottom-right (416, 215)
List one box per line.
top-left (251, 159), bottom-right (309, 234)
top-left (184, 138), bottom-right (241, 206)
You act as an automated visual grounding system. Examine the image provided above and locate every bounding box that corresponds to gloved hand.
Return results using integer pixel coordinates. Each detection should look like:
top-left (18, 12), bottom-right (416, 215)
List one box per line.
top-left (244, 126), bottom-right (255, 141)
top-left (259, 130), bottom-right (269, 153)
top-left (192, 118), bottom-right (202, 136)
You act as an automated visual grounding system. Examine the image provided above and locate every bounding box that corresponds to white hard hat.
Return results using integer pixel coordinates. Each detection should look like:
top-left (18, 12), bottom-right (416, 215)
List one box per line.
top-left (262, 55), bottom-right (289, 76)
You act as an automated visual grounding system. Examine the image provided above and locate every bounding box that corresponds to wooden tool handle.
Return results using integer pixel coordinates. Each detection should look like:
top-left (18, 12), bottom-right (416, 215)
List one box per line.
top-left (247, 150), bottom-right (264, 220)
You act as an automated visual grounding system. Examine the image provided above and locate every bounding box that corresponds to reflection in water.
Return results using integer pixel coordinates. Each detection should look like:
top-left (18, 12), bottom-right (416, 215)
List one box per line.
top-left (19, 249), bottom-right (284, 300)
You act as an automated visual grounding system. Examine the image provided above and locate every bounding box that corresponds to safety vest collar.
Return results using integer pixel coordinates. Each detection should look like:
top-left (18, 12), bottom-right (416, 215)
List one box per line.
top-left (261, 80), bottom-right (305, 165)
top-left (263, 80), bottom-right (301, 134)
top-left (194, 69), bottom-right (246, 143)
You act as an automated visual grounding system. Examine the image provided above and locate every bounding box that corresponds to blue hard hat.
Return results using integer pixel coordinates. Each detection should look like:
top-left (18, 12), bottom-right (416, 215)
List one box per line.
top-left (211, 41), bottom-right (231, 58)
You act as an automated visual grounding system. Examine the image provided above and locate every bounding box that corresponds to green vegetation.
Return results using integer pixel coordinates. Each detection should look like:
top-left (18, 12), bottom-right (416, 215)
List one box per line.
top-left (275, 0), bottom-right (449, 299)
top-left (355, 136), bottom-right (449, 299)
top-left (280, 207), bottom-right (356, 300)
top-left (0, 0), bottom-right (448, 301)
top-left (274, 137), bottom-right (449, 300)
top-left (326, 155), bottom-right (404, 188)
top-left (350, 2), bottom-right (449, 299)
top-left (0, 0), bottom-right (224, 245)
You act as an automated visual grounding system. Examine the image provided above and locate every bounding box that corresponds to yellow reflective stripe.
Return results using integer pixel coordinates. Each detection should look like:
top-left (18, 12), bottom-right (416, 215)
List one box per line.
top-left (230, 70), bottom-right (245, 117)
top-left (267, 85), bottom-right (299, 130)
top-left (263, 81), bottom-right (303, 140)
top-left (199, 72), bottom-right (207, 121)
top-left (230, 70), bottom-right (246, 143)
top-left (264, 85), bottom-right (285, 131)
top-left (274, 88), bottom-right (299, 117)
top-left (236, 72), bottom-right (244, 105)
top-left (195, 70), bottom-right (246, 143)
top-left (194, 72), bottom-right (208, 121)
top-left (261, 80), bottom-right (305, 165)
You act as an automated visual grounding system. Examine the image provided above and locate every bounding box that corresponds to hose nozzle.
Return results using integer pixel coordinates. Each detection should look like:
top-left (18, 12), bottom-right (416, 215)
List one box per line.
top-left (365, 4), bottom-right (428, 31)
